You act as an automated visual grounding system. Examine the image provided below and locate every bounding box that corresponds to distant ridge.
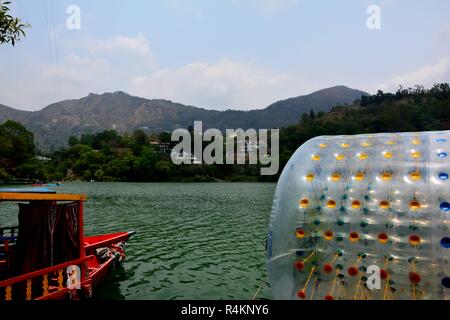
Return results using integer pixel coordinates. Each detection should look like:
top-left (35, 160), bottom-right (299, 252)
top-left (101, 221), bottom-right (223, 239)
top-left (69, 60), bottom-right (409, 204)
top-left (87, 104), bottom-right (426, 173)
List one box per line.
top-left (0, 86), bottom-right (367, 151)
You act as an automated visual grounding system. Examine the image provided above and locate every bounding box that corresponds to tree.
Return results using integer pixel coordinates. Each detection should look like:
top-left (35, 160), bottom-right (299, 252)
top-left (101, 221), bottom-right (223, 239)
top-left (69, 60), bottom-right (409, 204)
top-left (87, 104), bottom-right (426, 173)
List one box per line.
top-left (0, 120), bottom-right (35, 173)
top-left (132, 129), bottom-right (148, 146)
top-left (68, 135), bottom-right (80, 147)
top-left (0, 1), bottom-right (30, 46)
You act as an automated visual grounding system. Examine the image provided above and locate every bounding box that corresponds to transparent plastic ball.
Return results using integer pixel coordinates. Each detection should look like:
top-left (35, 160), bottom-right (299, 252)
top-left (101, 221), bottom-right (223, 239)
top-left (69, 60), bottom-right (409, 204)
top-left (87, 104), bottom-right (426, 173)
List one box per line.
top-left (267, 131), bottom-right (450, 300)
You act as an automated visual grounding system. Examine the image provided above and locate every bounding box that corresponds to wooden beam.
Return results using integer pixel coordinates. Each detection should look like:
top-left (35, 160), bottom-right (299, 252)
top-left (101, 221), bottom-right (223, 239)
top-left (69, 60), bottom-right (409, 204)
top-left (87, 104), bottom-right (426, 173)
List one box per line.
top-left (0, 193), bottom-right (87, 202)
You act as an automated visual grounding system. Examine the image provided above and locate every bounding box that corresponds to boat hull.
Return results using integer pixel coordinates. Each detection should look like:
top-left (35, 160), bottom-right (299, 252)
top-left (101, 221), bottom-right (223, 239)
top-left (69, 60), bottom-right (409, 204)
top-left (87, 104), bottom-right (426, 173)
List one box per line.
top-left (84, 231), bottom-right (135, 290)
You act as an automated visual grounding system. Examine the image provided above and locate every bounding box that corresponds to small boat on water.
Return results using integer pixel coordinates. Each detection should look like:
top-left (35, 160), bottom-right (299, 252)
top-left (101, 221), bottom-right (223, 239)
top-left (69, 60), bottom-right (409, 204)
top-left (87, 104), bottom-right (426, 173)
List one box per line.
top-left (0, 188), bottom-right (134, 300)
top-left (30, 182), bottom-right (63, 187)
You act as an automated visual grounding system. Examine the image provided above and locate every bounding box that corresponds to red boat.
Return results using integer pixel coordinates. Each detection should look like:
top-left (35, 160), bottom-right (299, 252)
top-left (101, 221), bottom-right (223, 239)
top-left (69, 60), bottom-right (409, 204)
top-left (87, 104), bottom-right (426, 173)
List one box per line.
top-left (0, 188), bottom-right (135, 300)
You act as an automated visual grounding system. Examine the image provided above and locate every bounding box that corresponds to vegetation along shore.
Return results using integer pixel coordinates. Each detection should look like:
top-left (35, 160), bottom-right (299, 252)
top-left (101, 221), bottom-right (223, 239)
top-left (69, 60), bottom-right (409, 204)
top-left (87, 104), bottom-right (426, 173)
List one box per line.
top-left (0, 83), bottom-right (449, 183)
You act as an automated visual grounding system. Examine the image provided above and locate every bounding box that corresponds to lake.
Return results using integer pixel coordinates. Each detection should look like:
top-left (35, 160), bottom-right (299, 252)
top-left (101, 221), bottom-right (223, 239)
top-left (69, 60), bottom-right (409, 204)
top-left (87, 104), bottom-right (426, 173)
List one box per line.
top-left (0, 182), bottom-right (275, 300)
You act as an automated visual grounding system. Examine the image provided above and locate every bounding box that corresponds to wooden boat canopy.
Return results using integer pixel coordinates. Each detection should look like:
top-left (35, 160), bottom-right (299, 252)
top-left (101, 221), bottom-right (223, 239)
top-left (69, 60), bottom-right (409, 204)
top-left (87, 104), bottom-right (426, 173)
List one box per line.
top-left (0, 187), bottom-right (134, 300)
top-left (0, 188), bottom-right (86, 202)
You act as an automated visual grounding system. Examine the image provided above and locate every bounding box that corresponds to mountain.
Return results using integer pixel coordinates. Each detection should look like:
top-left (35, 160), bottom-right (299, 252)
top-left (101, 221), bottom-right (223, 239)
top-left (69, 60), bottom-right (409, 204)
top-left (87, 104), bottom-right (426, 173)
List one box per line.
top-left (0, 86), bottom-right (367, 151)
top-left (0, 104), bottom-right (32, 124)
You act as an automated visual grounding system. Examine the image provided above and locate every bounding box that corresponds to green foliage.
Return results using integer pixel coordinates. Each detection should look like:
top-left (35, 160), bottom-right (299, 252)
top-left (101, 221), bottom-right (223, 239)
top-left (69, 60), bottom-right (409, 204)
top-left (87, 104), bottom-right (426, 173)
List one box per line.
top-left (2, 83), bottom-right (450, 183)
top-left (0, 1), bottom-right (30, 46)
top-left (68, 135), bottom-right (79, 147)
top-left (0, 120), bottom-right (35, 176)
top-left (279, 83), bottom-right (450, 173)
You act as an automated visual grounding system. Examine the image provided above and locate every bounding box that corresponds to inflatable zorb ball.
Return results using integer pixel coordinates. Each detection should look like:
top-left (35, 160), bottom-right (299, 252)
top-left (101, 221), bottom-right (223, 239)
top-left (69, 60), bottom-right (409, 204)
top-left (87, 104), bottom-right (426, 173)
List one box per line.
top-left (267, 131), bottom-right (450, 300)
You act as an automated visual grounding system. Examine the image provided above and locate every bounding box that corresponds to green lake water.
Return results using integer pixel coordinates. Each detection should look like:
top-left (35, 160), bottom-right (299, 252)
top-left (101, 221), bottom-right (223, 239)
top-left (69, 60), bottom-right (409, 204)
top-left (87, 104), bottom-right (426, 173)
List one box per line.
top-left (1, 182), bottom-right (275, 300)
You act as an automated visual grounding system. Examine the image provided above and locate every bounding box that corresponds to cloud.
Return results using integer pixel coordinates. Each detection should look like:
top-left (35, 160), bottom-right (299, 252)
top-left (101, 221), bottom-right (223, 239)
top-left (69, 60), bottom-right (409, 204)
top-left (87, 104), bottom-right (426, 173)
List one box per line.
top-left (0, 33), bottom-right (316, 111)
top-left (375, 58), bottom-right (450, 92)
top-left (89, 33), bottom-right (156, 67)
top-left (129, 57), bottom-right (313, 110)
top-left (0, 33), bottom-right (157, 110)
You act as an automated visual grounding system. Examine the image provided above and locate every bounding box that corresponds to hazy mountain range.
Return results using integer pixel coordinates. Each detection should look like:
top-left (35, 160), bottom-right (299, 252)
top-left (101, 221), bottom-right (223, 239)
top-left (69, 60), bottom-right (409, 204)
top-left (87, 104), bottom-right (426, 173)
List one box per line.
top-left (0, 85), bottom-right (367, 151)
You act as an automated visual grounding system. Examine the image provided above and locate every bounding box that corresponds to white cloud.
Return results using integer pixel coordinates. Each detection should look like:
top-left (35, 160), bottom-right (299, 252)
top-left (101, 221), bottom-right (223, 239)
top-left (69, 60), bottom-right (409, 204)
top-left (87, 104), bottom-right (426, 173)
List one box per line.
top-left (89, 33), bottom-right (156, 67)
top-left (129, 57), bottom-right (313, 110)
top-left (0, 34), bottom-right (158, 110)
top-left (375, 58), bottom-right (450, 93)
top-left (0, 33), bottom-right (316, 111)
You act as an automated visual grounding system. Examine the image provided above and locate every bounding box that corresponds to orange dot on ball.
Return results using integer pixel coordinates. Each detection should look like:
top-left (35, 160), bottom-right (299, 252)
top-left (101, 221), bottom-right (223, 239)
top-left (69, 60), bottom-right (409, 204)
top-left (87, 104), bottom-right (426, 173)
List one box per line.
top-left (324, 295), bottom-right (334, 300)
top-left (349, 232), bottom-right (359, 242)
top-left (409, 234), bottom-right (421, 246)
top-left (294, 260), bottom-right (305, 271)
top-left (297, 290), bottom-right (307, 299)
top-left (348, 266), bottom-right (359, 277)
top-left (296, 229), bottom-right (305, 239)
top-left (378, 232), bottom-right (388, 244)
top-left (323, 264), bottom-right (333, 274)
top-left (324, 230), bottom-right (334, 241)
top-left (409, 272), bottom-right (421, 284)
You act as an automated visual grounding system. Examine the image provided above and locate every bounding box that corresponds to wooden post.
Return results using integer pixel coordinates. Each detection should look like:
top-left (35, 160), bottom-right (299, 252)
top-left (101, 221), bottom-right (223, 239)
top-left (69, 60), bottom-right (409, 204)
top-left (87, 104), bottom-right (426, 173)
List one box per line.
top-left (78, 200), bottom-right (86, 282)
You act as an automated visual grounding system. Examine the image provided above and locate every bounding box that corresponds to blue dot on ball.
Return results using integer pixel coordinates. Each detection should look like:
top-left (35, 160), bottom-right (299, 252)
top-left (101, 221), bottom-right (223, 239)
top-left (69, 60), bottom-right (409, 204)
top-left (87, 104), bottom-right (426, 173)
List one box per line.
top-left (440, 202), bottom-right (450, 211)
top-left (439, 172), bottom-right (449, 180)
top-left (441, 237), bottom-right (450, 248)
top-left (437, 139), bottom-right (447, 143)
top-left (295, 251), bottom-right (304, 257)
top-left (442, 277), bottom-right (450, 288)
top-left (438, 152), bottom-right (448, 158)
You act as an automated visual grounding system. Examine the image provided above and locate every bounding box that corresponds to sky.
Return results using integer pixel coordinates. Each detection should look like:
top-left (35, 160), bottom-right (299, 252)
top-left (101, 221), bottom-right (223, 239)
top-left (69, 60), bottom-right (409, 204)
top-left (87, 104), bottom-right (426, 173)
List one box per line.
top-left (0, 0), bottom-right (449, 111)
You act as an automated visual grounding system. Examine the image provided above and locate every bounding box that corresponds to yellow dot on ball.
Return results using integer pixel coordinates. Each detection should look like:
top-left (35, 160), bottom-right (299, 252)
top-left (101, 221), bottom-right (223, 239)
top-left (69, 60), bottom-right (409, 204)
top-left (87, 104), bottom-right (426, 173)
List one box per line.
top-left (299, 198), bottom-right (309, 208)
top-left (306, 173), bottom-right (315, 182)
top-left (327, 200), bottom-right (337, 209)
top-left (386, 140), bottom-right (397, 145)
top-left (383, 152), bottom-right (393, 159)
top-left (331, 172), bottom-right (341, 182)
top-left (410, 171), bottom-right (421, 181)
top-left (378, 233), bottom-right (389, 244)
top-left (341, 143), bottom-right (350, 148)
top-left (411, 151), bottom-right (421, 159)
top-left (335, 154), bottom-right (345, 161)
top-left (349, 232), bottom-right (360, 243)
top-left (312, 154), bottom-right (321, 161)
top-left (319, 143), bottom-right (328, 149)
top-left (410, 200), bottom-right (421, 210)
top-left (409, 235), bottom-right (421, 246)
top-left (355, 172), bottom-right (365, 181)
top-left (361, 141), bottom-right (372, 147)
top-left (358, 153), bottom-right (368, 160)
top-left (324, 230), bottom-right (334, 241)
top-left (380, 200), bottom-right (390, 209)
top-left (351, 200), bottom-right (361, 209)
top-left (296, 229), bottom-right (306, 239)
top-left (412, 138), bottom-right (421, 145)
top-left (381, 172), bottom-right (392, 181)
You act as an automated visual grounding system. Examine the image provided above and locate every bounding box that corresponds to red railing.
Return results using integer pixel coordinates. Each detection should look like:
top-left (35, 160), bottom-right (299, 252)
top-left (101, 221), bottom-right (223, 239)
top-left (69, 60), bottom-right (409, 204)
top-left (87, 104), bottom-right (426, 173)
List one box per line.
top-left (0, 255), bottom-right (94, 300)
